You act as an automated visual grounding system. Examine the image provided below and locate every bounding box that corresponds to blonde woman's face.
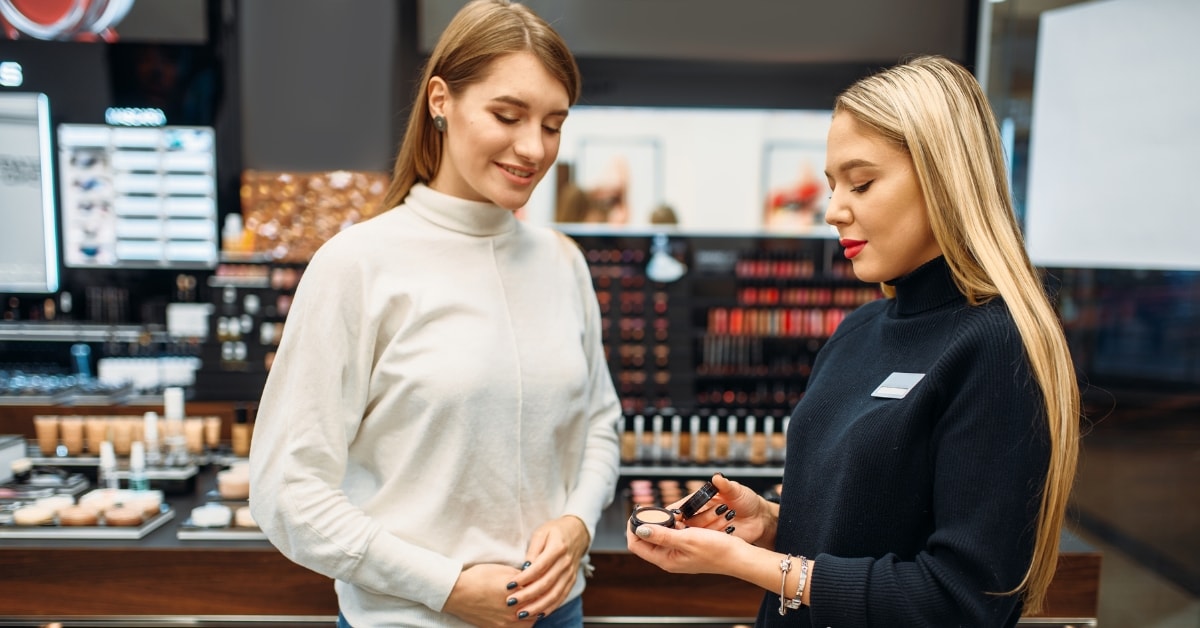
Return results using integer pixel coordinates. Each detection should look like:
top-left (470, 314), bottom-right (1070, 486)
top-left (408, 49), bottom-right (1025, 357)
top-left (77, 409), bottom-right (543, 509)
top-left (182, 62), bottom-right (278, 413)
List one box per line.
top-left (823, 112), bottom-right (941, 283)
top-left (428, 52), bottom-right (569, 211)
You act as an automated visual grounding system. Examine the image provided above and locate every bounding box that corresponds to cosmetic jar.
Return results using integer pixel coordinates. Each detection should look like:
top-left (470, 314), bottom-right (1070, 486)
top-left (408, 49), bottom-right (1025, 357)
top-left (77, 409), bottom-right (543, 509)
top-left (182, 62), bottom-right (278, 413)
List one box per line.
top-left (13, 505), bottom-right (55, 526)
top-left (234, 505), bottom-right (258, 528)
top-left (191, 503), bottom-right (232, 528)
top-left (629, 505), bottom-right (677, 534)
top-left (103, 506), bottom-right (144, 527)
top-left (678, 481), bottom-right (719, 519)
top-left (58, 505), bottom-right (100, 526)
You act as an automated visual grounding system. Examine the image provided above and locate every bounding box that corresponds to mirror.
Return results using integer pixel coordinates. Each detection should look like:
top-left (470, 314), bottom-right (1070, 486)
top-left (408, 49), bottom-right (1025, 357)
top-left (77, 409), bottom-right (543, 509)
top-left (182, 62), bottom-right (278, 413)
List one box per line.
top-left (521, 105), bottom-right (837, 238)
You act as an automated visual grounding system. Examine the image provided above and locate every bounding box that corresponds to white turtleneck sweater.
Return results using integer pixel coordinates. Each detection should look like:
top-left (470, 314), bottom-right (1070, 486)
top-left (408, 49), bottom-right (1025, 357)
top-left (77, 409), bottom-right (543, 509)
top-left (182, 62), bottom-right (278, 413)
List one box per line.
top-left (249, 183), bottom-right (622, 627)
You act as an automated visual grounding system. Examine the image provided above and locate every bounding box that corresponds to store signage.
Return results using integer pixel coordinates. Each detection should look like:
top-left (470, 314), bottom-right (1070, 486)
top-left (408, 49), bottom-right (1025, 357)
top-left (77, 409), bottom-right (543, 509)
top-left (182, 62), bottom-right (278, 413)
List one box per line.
top-left (104, 106), bottom-right (166, 127)
top-left (0, 61), bottom-right (22, 87)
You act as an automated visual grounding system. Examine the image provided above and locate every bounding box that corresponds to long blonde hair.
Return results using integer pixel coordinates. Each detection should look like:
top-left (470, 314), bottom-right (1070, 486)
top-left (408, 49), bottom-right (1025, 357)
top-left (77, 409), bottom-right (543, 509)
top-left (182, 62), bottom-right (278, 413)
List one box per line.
top-left (834, 55), bottom-right (1080, 613)
top-left (381, 0), bottom-right (580, 209)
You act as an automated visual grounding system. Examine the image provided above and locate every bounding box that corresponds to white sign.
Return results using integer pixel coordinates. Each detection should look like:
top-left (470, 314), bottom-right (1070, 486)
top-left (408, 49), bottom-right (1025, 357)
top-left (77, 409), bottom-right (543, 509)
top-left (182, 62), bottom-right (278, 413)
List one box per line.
top-left (0, 62), bottom-right (22, 88)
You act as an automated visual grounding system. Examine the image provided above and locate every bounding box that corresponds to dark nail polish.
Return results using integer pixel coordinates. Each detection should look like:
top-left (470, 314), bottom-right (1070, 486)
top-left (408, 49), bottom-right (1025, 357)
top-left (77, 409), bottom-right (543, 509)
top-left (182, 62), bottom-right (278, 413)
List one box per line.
top-left (725, 525), bottom-right (736, 534)
top-left (507, 597), bottom-right (517, 607)
top-left (518, 610), bottom-right (529, 619)
top-left (507, 581), bottom-right (518, 590)
top-left (537, 613), bottom-right (546, 619)
top-left (725, 509), bottom-right (736, 520)
top-left (670, 508), bottom-right (682, 515)
top-left (521, 561), bottom-right (531, 570)
top-left (715, 504), bottom-right (729, 515)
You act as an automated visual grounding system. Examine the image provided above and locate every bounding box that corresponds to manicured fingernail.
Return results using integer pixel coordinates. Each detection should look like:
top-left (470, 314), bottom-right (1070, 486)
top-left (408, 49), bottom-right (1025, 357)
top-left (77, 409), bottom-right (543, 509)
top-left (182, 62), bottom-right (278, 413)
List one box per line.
top-left (725, 525), bottom-right (735, 534)
top-left (518, 610), bottom-right (529, 619)
top-left (507, 581), bottom-right (517, 590)
top-left (716, 472), bottom-right (726, 478)
top-left (725, 509), bottom-right (736, 520)
top-left (670, 508), bottom-right (682, 515)
top-left (521, 561), bottom-right (531, 570)
top-left (507, 597), bottom-right (517, 607)
top-left (537, 613), bottom-right (545, 619)
top-left (715, 504), bottom-right (729, 515)
top-left (635, 526), bottom-right (651, 538)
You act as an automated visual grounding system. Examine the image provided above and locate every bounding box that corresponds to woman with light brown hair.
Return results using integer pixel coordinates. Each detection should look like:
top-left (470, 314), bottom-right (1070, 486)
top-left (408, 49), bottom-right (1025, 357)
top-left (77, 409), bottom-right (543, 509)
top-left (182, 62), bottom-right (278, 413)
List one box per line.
top-left (628, 55), bottom-right (1080, 627)
top-left (251, 2), bottom-right (620, 626)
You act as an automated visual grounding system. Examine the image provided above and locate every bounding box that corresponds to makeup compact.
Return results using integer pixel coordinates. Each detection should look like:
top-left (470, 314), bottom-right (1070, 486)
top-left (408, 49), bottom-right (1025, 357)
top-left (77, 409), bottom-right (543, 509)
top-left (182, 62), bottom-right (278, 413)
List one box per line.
top-left (678, 481), bottom-right (719, 519)
top-left (628, 505), bottom-right (677, 534)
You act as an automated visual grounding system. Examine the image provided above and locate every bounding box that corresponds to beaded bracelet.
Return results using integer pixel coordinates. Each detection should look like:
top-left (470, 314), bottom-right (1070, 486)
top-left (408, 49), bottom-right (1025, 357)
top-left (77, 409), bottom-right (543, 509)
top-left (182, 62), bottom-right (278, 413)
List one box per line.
top-left (786, 555), bottom-right (809, 611)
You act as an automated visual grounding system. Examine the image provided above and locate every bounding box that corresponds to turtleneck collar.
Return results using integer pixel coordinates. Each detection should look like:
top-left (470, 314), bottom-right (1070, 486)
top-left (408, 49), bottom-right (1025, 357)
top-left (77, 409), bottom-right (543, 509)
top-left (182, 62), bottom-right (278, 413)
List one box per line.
top-left (404, 183), bottom-right (517, 237)
top-left (887, 256), bottom-right (964, 316)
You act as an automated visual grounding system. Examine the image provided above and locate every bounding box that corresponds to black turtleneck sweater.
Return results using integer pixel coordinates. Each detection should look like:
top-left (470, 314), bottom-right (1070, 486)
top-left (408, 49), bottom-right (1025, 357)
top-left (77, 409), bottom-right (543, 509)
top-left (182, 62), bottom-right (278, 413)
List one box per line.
top-left (757, 256), bottom-right (1050, 627)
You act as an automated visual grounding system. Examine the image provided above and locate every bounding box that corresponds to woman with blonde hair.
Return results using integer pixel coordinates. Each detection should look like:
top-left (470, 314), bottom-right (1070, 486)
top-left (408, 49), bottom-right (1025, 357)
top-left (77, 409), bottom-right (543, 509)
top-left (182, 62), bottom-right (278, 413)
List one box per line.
top-left (628, 55), bottom-right (1080, 627)
top-left (251, 2), bottom-right (620, 626)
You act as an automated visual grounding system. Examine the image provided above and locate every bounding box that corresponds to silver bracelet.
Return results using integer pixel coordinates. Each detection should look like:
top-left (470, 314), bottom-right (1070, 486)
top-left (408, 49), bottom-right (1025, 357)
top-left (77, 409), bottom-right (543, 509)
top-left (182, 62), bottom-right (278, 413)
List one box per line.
top-left (777, 555), bottom-right (793, 616)
top-left (785, 555), bottom-right (809, 610)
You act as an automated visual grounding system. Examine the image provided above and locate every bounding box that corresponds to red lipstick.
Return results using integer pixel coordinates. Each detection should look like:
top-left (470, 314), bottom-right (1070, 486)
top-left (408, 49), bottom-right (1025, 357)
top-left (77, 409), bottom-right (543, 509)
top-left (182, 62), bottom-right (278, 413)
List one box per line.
top-left (839, 239), bottom-right (866, 260)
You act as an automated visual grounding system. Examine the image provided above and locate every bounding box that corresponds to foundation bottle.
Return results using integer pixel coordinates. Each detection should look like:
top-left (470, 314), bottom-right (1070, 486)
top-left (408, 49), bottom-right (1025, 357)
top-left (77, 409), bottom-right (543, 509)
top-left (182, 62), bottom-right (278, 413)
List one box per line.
top-left (231, 405), bottom-right (252, 457)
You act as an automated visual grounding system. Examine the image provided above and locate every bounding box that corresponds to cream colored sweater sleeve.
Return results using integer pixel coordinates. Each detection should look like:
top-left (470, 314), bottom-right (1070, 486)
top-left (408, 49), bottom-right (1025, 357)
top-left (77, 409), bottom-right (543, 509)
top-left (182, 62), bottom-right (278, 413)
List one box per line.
top-left (248, 241), bottom-right (463, 613)
top-left (556, 233), bottom-right (622, 543)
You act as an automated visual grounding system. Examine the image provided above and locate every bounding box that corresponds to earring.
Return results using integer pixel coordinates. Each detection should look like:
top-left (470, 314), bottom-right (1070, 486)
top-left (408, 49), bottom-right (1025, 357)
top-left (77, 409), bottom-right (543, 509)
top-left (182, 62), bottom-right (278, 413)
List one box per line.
top-left (433, 115), bottom-right (447, 132)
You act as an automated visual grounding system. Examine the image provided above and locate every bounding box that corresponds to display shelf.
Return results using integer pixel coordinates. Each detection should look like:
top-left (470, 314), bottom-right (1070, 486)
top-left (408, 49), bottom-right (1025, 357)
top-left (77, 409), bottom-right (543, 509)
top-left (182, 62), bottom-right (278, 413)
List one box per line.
top-left (27, 455), bottom-right (199, 482)
top-left (0, 322), bottom-right (172, 343)
top-left (619, 464), bottom-right (783, 477)
top-left (0, 508), bottom-right (174, 540)
top-left (207, 275), bottom-right (270, 289)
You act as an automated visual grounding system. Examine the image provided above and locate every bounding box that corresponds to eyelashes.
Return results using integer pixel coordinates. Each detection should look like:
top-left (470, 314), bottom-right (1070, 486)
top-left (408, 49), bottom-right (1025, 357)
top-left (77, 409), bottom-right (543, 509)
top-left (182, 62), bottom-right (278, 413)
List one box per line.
top-left (850, 180), bottom-right (874, 193)
top-left (493, 113), bottom-right (562, 135)
top-left (828, 179), bottom-right (875, 199)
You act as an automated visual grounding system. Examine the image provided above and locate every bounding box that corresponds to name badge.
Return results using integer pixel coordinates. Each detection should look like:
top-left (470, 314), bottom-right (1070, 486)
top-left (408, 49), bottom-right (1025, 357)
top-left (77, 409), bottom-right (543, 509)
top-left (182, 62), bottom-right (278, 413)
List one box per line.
top-left (871, 372), bottom-right (926, 399)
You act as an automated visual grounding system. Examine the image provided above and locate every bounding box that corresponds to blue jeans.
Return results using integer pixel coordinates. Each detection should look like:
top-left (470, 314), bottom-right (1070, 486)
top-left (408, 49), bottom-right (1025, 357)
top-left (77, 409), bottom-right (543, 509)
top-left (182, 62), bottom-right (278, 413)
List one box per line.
top-left (535, 594), bottom-right (584, 627)
top-left (336, 595), bottom-right (583, 627)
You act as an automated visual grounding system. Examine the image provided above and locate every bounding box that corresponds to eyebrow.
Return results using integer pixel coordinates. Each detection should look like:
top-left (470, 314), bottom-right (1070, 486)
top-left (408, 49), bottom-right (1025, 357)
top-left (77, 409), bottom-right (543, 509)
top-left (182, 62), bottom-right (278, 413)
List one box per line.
top-left (491, 95), bottom-right (569, 118)
top-left (824, 158), bottom-right (878, 178)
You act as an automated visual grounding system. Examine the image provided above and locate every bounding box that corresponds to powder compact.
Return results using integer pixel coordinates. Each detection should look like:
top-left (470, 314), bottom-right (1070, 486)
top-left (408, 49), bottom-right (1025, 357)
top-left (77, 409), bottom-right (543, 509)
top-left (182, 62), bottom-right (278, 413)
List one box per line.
top-left (629, 505), bottom-right (677, 534)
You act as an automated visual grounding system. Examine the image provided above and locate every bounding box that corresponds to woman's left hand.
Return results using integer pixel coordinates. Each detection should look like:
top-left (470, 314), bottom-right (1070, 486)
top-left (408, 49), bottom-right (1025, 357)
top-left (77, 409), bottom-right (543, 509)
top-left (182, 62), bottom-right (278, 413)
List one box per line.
top-left (505, 515), bottom-right (590, 621)
top-left (625, 517), bottom-right (748, 576)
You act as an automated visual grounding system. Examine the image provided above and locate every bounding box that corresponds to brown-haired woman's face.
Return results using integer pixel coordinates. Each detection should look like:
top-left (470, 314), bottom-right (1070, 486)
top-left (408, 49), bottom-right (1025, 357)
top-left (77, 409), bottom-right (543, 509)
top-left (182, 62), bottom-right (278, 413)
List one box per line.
top-left (823, 112), bottom-right (941, 283)
top-left (428, 52), bottom-right (569, 211)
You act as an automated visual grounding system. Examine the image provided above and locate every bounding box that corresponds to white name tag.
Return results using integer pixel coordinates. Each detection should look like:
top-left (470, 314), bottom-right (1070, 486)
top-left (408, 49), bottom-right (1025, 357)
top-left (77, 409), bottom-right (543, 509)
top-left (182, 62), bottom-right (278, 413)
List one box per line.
top-left (871, 372), bottom-right (926, 399)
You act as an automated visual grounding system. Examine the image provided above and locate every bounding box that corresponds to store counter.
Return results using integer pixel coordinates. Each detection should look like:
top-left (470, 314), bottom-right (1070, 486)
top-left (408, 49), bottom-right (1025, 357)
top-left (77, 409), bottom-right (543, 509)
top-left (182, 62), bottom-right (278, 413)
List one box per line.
top-left (0, 466), bottom-right (1100, 626)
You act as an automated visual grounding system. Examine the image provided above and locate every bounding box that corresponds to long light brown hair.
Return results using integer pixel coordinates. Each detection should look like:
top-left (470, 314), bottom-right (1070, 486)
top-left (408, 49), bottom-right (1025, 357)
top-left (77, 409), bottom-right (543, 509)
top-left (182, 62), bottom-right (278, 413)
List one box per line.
top-left (381, 0), bottom-right (580, 209)
top-left (834, 55), bottom-right (1080, 613)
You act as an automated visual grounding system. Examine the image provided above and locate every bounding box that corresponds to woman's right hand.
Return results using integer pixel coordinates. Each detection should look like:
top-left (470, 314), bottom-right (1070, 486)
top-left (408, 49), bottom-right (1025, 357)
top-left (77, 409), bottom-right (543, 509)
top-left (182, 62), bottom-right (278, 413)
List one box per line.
top-left (674, 474), bottom-right (777, 547)
top-left (442, 563), bottom-right (525, 628)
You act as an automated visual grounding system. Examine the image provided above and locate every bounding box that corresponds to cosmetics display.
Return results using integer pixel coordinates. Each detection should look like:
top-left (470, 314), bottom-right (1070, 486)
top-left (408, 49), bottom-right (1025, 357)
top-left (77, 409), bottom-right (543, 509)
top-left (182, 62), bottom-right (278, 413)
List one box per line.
top-left (564, 231), bottom-right (878, 417)
top-left (177, 460), bottom-right (264, 541)
top-left (0, 487), bottom-right (174, 539)
top-left (193, 261), bottom-right (303, 400)
top-left (617, 410), bottom-right (791, 470)
top-left (238, 170), bottom-right (391, 263)
top-left (20, 388), bottom-right (229, 494)
top-left (578, 235), bottom-right (688, 413)
top-left (57, 124), bottom-right (220, 269)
